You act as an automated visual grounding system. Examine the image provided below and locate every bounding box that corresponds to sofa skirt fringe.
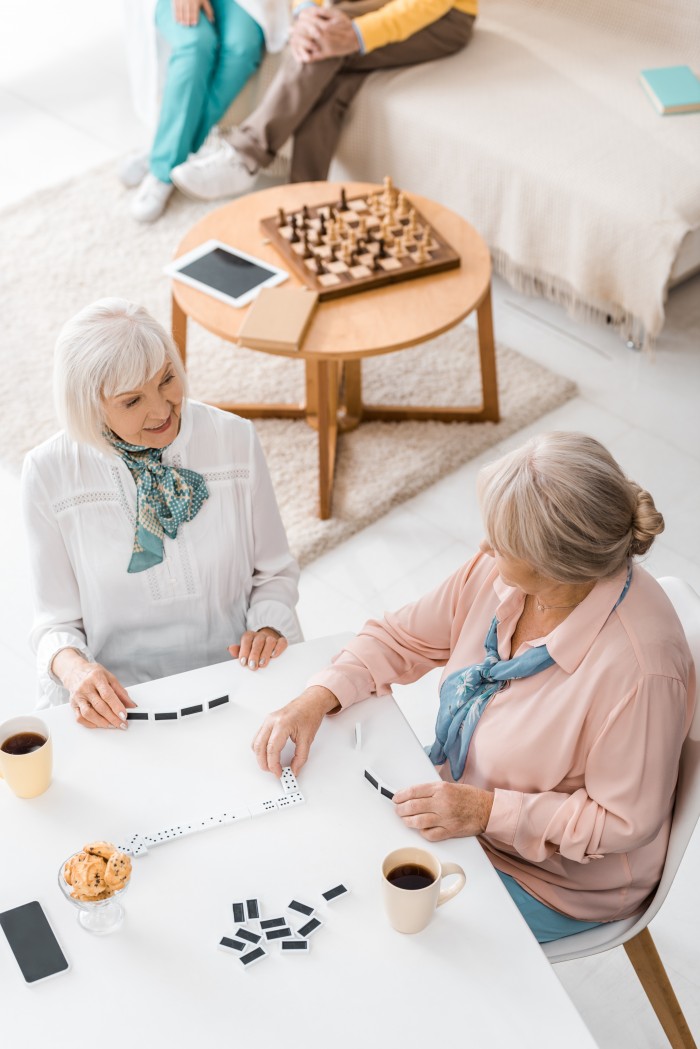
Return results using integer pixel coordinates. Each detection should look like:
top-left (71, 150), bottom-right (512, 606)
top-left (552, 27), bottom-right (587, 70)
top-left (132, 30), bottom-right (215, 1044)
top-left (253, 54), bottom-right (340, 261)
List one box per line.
top-left (491, 248), bottom-right (651, 352)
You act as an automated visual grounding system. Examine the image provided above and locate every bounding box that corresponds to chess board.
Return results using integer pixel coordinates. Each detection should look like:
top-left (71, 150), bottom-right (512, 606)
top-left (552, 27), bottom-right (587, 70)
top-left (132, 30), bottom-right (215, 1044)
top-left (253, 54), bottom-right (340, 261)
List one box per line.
top-left (260, 182), bottom-right (461, 302)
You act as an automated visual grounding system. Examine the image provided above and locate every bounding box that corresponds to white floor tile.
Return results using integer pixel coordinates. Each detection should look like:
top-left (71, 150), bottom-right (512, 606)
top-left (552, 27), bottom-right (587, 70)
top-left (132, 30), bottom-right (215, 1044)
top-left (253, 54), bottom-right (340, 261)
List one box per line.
top-left (0, 90), bottom-right (123, 207)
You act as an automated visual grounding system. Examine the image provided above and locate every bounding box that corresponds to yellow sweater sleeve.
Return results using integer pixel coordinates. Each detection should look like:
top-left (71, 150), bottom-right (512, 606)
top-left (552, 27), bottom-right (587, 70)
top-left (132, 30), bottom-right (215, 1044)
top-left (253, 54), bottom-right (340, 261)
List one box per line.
top-left (355, 0), bottom-right (477, 54)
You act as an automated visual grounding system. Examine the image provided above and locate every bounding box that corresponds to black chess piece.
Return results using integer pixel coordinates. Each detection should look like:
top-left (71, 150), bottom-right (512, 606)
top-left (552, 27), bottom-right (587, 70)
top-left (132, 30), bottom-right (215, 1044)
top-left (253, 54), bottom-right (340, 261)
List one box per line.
top-left (319, 214), bottom-right (327, 236)
top-left (376, 237), bottom-right (387, 258)
top-left (339, 187), bottom-right (348, 210)
top-left (289, 215), bottom-right (299, 243)
top-left (302, 205), bottom-right (310, 222)
top-left (314, 256), bottom-right (325, 275)
top-left (277, 207), bottom-right (286, 227)
top-left (302, 234), bottom-right (313, 259)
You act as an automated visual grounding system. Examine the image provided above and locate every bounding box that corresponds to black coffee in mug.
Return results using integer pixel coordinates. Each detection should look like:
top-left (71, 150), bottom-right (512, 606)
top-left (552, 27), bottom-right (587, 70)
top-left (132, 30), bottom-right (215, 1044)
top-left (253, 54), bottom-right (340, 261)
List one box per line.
top-left (386, 863), bottom-right (435, 890)
top-left (1, 732), bottom-right (47, 756)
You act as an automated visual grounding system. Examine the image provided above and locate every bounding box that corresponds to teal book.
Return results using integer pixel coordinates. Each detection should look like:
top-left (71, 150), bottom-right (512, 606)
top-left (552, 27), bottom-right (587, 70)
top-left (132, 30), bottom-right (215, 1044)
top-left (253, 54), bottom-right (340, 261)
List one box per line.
top-left (639, 65), bottom-right (700, 114)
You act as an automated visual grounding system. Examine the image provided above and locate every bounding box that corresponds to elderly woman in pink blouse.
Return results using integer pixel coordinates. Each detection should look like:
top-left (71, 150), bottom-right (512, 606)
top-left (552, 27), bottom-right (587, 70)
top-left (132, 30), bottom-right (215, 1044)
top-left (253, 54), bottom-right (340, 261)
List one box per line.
top-left (252, 432), bottom-right (696, 942)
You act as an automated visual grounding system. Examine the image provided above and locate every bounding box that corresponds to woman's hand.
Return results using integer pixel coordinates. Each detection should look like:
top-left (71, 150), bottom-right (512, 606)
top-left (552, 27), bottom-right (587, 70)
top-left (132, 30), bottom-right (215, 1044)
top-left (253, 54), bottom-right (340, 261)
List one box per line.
top-left (52, 650), bottom-right (136, 730)
top-left (229, 627), bottom-right (287, 671)
top-left (393, 781), bottom-right (495, 842)
top-left (173, 0), bottom-right (214, 27)
top-left (252, 685), bottom-right (340, 776)
top-left (290, 8), bottom-right (360, 63)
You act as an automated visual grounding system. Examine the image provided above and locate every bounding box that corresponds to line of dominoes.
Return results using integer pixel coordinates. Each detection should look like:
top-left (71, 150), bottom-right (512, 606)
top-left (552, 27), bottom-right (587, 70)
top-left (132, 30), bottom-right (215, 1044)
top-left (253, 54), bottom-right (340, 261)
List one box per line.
top-left (117, 767), bottom-right (303, 856)
top-left (126, 694), bottom-right (230, 721)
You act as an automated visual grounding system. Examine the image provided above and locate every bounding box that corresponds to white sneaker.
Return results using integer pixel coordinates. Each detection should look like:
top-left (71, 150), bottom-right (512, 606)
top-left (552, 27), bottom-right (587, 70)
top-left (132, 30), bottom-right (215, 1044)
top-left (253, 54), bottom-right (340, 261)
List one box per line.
top-left (171, 138), bottom-right (259, 201)
top-left (131, 174), bottom-right (174, 223)
top-left (118, 152), bottom-right (150, 189)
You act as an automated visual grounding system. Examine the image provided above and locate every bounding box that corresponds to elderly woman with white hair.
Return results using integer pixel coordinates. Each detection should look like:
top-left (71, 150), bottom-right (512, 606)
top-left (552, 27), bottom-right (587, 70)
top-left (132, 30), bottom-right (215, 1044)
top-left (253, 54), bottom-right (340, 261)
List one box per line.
top-left (21, 298), bottom-right (301, 729)
top-left (252, 432), bottom-right (695, 942)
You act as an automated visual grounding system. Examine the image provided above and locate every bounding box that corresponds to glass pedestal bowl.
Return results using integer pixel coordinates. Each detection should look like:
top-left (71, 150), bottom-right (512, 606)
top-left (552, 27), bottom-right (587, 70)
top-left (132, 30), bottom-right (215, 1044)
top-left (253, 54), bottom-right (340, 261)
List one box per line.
top-left (58, 859), bottom-right (128, 935)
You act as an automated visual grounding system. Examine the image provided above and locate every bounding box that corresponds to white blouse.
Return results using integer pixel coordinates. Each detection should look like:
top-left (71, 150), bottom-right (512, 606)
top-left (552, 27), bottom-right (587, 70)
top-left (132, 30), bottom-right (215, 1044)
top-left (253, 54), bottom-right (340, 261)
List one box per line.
top-left (21, 400), bottom-right (301, 706)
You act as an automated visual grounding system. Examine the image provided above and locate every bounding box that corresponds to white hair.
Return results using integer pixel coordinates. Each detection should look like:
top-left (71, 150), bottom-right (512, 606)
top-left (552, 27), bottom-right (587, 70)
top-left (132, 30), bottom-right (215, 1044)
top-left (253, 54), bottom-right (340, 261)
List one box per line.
top-left (53, 298), bottom-right (188, 453)
top-left (477, 431), bottom-right (664, 583)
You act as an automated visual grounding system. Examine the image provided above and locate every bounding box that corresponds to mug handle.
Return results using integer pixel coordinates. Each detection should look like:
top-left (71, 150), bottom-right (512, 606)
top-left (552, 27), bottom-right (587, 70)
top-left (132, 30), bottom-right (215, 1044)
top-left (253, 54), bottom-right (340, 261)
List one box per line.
top-left (436, 862), bottom-right (466, 908)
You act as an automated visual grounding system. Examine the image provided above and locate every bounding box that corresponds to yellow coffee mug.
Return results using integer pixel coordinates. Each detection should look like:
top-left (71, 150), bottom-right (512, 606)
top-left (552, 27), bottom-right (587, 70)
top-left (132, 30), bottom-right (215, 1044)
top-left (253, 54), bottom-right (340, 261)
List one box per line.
top-left (0, 716), bottom-right (53, 799)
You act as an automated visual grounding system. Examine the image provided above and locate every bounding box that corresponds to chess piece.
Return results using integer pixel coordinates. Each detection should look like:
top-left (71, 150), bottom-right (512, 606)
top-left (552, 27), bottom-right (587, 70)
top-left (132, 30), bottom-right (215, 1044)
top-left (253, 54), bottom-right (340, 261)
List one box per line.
top-left (393, 234), bottom-right (406, 259)
top-left (376, 237), bottom-right (387, 259)
top-left (383, 176), bottom-right (394, 201)
top-left (289, 215), bottom-right (299, 243)
top-left (357, 216), bottom-right (368, 238)
top-left (408, 209), bottom-right (417, 233)
top-left (314, 256), bottom-right (326, 275)
top-left (302, 233), bottom-right (313, 259)
top-left (277, 207), bottom-right (287, 227)
top-left (319, 214), bottom-right (327, 237)
top-left (397, 192), bottom-right (409, 218)
top-left (339, 187), bottom-right (348, 211)
top-left (302, 204), bottom-right (310, 222)
top-left (415, 240), bottom-right (428, 264)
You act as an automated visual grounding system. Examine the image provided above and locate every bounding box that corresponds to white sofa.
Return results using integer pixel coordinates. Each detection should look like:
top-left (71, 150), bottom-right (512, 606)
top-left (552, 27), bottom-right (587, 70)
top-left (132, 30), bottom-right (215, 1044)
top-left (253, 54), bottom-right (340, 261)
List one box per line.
top-left (226, 0), bottom-right (700, 348)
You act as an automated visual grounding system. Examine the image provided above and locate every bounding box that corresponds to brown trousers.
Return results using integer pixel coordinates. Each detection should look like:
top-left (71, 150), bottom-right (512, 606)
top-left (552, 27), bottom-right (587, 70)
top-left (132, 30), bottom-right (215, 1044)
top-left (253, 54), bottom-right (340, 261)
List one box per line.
top-left (229, 6), bottom-right (475, 182)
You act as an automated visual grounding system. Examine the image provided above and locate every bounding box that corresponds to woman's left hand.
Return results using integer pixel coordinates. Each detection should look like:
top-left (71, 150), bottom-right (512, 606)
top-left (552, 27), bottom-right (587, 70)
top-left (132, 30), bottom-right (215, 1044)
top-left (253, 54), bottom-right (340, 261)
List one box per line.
top-left (173, 0), bottom-right (214, 26)
top-left (229, 627), bottom-right (287, 671)
top-left (393, 781), bottom-right (495, 842)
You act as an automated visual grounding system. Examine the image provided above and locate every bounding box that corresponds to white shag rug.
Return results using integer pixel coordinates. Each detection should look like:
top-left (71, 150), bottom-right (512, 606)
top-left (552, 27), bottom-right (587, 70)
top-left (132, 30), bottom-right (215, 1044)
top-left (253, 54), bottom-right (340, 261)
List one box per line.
top-left (0, 165), bottom-right (577, 565)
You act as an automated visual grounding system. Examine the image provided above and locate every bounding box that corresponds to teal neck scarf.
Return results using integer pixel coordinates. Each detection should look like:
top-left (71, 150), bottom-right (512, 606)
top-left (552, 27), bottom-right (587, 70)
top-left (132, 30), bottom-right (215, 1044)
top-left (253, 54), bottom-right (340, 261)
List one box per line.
top-left (428, 566), bottom-right (633, 781)
top-left (106, 430), bottom-right (209, 573)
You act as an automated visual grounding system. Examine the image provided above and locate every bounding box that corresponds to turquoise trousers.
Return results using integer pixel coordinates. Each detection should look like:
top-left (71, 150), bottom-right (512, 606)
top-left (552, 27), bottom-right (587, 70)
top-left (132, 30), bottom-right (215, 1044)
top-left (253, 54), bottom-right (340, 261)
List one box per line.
top-left (151, 0), bottom-right (264, 183)
top-left (497, 871), bottom-right (604, 944)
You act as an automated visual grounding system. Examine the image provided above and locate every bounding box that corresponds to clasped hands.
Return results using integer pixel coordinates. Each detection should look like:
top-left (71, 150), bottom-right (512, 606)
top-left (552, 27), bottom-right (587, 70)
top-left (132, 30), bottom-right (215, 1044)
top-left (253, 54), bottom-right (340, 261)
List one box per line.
top-left (290, 6), bottom-right (360, 63)
top-left (252, 687), bottom-right (495, 841)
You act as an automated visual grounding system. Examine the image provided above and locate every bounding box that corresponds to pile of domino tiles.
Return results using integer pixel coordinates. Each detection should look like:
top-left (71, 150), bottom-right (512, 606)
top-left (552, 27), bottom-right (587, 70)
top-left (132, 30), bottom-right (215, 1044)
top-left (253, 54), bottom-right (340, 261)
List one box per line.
top-left (219, 886), bottom-right (349, 969)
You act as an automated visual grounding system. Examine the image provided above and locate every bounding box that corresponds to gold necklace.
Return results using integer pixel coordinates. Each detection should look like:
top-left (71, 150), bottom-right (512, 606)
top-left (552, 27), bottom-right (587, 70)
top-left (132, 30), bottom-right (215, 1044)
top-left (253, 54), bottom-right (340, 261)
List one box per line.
top-left (535, 598), bottom-right (581, 612)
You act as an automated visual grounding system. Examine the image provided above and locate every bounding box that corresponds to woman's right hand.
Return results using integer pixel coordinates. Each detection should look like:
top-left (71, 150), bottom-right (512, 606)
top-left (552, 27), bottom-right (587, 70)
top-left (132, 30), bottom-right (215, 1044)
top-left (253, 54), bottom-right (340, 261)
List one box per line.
top-left (173, 0), bottom-right (214, 27)
top-left (52, 650), bottom-right (136, 730)
top-left (252, 686), bottom-right (340, 776)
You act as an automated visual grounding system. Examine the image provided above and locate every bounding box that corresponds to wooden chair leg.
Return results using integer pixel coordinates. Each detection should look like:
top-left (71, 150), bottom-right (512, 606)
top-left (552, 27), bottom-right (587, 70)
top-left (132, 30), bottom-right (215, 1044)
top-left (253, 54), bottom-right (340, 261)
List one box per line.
top-left (623, 928), bottom-right (697, 1049)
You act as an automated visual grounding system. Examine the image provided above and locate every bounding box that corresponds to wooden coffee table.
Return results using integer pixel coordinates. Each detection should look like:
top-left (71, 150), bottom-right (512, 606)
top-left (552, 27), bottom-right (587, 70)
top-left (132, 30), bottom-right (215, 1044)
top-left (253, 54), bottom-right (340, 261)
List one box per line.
top-left (170, 181), bottom-right (499, 519)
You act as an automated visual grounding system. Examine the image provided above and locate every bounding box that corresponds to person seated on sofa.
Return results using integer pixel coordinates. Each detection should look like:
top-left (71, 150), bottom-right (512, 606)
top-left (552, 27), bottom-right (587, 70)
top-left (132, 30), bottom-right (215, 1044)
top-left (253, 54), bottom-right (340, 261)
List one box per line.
top-left (21, 298), bottom-right (301, 729)
top-left (251, 432), bottom-right (696, 942)
top-left (169, 0), bottom-right (477, 198)
top-left (121, 0), bottom-right (289, 223)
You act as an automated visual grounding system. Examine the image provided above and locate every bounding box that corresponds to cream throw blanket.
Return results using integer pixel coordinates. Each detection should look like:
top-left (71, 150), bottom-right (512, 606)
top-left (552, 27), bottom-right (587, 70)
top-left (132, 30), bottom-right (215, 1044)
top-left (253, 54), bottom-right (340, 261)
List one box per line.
top-left (326, 0), bottom-right (700, 347)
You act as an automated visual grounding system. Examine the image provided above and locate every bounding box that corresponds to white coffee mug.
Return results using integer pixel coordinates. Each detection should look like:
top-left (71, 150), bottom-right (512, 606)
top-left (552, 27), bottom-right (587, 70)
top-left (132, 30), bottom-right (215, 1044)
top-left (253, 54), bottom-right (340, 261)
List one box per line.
top-left (0, 716), bottom-right (53, 799)
top-left (382, 846), bottom-right (466, 934)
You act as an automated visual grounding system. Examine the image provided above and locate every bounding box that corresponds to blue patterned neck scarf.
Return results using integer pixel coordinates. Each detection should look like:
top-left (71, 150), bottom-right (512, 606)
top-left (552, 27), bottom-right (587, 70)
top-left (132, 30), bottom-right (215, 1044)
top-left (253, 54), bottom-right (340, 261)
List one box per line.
top-left (106, 430), bottom-right (209, 574)
top-left (428, 566), bottom-right (633, 781)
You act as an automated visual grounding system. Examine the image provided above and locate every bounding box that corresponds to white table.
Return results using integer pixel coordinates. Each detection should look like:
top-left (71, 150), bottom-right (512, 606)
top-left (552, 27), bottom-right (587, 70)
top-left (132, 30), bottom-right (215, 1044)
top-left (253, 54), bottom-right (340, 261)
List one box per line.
top-left (0, 636), bottom-right (598, 1049)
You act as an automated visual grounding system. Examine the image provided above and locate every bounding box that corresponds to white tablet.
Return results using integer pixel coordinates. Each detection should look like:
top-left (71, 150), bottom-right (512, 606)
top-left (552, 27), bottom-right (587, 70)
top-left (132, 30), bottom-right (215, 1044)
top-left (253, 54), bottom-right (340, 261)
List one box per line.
top-left (164, 239), bottom-right (288, 308)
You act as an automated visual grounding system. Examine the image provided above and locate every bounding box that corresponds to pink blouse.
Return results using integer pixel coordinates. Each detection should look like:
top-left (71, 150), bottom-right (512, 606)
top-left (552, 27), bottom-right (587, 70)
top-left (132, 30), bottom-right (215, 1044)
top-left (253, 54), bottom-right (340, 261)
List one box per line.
top-left (308, 553), bottom-right (696, 921)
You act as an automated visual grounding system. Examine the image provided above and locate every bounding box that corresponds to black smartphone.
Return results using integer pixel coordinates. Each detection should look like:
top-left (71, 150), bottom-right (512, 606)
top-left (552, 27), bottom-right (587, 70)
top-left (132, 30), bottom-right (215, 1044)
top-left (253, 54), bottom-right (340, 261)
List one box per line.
top-left (0, 901), bottom-right (70, 984)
